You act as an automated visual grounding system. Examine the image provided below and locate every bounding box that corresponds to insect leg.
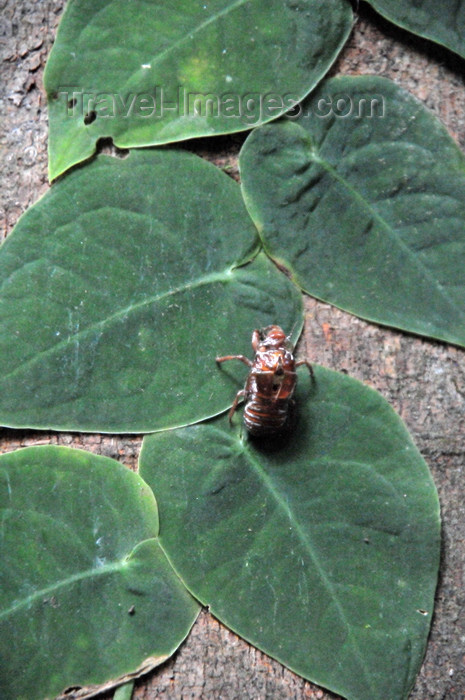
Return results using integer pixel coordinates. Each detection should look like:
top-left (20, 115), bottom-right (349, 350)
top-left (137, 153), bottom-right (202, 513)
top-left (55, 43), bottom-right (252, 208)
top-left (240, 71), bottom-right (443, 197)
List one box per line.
top-left (295, 360), bottom-right (314, 378)
top-left (251, 329), bottom-right (261, 352)
top-left (228, 389), bottom-right (246, 423)
top-left (216, 355), bottom-right (253, 367)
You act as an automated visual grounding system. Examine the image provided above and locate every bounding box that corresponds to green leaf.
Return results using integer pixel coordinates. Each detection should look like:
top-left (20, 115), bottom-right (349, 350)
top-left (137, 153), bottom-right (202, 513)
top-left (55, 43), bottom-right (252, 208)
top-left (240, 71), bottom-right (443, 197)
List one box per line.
top-left (367, 0), bottom-right (465, 59)
top-left (140, 366), bottom-right (441, 700)
top-left (0, 445), bottom-right (199, 700)
top-left (0, 149), bottom-right (303, 433)
top-left (240, 75), bottom-right (465, 347)
top-left (44, 0), bottom-right (353, 180)
top-left (113, 682), bottom-right (135, 700)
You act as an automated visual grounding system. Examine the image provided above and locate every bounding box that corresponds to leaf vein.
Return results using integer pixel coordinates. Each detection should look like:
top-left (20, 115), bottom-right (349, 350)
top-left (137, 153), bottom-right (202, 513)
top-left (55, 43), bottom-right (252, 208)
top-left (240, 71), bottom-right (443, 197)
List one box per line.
top-left (0, 269), bottom-right (232, 385)
top-left (307, 140), bottom-right (465, 322)
top-left (0, 559), bottom-right (124, 623)
top-left (241, 441), bottom-right (380, 693)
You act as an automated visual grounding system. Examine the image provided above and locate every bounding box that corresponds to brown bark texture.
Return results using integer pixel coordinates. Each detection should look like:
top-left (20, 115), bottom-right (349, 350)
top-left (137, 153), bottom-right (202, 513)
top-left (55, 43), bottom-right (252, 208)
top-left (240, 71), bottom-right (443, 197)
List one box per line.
top-left (1, 1), bottom-right (464, 699)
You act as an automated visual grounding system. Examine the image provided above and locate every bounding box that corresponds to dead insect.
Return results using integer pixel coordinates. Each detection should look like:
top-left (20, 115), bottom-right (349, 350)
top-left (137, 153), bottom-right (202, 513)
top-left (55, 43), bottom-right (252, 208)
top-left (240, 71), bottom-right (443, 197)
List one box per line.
top-left (216, 325), bottom-right (313, 436)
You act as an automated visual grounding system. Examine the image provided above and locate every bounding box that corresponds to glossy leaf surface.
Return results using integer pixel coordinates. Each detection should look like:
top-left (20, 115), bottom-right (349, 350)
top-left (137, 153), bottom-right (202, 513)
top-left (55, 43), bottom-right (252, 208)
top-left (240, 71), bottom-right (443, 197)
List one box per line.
top-left (44, 0), bottom-right (353, 179)
top-left (0, 446), bottom-right (199, 700)
top-left (140, 366), bottom-right (441, 700)
top-left (368, 0), bottom-right (465, 59)
top-left (240, 75), bottom-right (465, 347)
top-left (0, 149), bottom-right (303, 432)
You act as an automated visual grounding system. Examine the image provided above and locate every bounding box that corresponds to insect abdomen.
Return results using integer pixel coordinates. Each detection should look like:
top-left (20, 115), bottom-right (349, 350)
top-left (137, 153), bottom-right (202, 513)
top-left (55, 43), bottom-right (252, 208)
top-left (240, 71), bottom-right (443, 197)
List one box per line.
top-left (243, 398), bottom-right (290, 436)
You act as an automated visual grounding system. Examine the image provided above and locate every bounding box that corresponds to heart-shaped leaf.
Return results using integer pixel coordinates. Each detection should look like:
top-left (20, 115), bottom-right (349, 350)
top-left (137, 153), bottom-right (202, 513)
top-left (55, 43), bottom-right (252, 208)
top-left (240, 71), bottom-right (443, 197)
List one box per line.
top-left (367, 0), bottom-right (465, 59)
top-left (0, 149), bottom-right (303, 433)
top-left (44, 0), bottom-right (353, 179)
top-left (140, 366), bottom-right (441, 700)
top-left (240, 75), bottom-right (465, 347)
top-left (0, 445), bottom-right (199, 700)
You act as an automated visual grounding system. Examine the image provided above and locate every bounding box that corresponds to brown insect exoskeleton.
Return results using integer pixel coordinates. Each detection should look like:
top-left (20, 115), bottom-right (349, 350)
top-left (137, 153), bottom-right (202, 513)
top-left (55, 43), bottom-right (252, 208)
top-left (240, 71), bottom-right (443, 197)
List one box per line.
top-left (216, 325), bottom-right (313, 436)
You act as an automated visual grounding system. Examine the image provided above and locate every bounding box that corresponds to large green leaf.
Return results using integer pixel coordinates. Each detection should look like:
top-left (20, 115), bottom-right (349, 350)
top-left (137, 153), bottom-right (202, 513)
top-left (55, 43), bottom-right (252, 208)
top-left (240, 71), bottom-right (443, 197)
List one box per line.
top-left (44, 0), bottom-right (353, 180)
top-left (240, 75), bottom-right (465, 347)
top-left (367, 0), bottom-right (465, 59)
top-left (0, 149), bottom-right (303, 433)
top-left (140, 366), bottom-right (441, 700)
top-left (0, 445), bottom-right (199, 700)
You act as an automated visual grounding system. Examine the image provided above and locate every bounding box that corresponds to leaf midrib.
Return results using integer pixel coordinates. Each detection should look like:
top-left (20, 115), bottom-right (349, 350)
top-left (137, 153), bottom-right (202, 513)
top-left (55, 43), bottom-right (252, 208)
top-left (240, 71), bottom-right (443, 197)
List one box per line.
top-left (149, 0), bottom-right (250, 65)
top-left (114, 0), bottom-right (252, 94)
top-left (242, 440), bottom-right (378, 695)
top-left (303, 127), bottom-right (465, 323)
top-left (48, 0), bottom-right (252, 102)
top-left (0, 268), bottom-right (233, 385)
top-left (0, 558), bottom-right (123, 623)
